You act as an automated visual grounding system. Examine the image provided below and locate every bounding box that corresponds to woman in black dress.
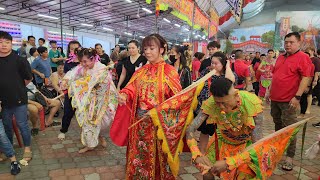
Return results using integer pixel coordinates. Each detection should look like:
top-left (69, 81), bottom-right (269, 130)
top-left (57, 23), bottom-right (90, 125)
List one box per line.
top-left (169, 45), bottom-right (192, 89)
top-left (117, 40), bottom-right (147, 90)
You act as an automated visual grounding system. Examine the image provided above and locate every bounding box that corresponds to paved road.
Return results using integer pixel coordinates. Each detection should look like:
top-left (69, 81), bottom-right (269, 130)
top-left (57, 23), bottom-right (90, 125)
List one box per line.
top-left (0, 103), bottom-right (319, 180)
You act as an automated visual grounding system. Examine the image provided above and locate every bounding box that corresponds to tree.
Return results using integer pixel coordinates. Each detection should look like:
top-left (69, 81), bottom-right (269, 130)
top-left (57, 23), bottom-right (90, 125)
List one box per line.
top-left (261, 30), bottom-right (275, 48)
top-left (291, 25), bottom-right (306, 33)
top-left (291, 25), bottom-right (300, 32)
top-left (225, 39), bottom-right (233, 54)
top-left (240, 35), bottom-right (246, 42)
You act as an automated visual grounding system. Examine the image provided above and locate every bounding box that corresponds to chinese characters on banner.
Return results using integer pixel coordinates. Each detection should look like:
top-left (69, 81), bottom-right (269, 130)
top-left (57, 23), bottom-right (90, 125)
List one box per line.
top-left (194, 7), bottom-right (209, 32)
top-left (226, 0), bottom-right (243, 23)
top-left (158, 0), bottom-right (194, 25)
top-left (148, 0), bottom-right (220, 37)
top-left (209, 8), bottom-right (219, 38)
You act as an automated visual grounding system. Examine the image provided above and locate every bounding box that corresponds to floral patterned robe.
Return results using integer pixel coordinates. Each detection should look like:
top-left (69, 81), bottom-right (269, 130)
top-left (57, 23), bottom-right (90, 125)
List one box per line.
top-left (118, 61), bottom-right (182, 180)
top-left (67, 62), bottom-right (118, 148)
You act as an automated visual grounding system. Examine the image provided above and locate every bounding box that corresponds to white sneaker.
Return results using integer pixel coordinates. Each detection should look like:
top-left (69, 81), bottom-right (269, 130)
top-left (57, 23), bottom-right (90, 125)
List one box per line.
top-left (58, 133), bottom-right (65, 140)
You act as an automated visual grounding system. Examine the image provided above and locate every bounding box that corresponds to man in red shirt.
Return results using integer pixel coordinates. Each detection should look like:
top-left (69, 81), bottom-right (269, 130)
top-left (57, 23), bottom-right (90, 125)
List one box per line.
top-left (265, 32), bottom-right (313, 171)
top-left (232, 50), bottom-right (251, 90)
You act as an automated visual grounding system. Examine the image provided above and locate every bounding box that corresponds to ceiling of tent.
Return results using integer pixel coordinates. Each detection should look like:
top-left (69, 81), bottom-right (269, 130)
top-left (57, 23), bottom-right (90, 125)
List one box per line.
top-left (0, 0), bottom-right (212, 44)
top-left (3, 0), bottom-right (316, 43)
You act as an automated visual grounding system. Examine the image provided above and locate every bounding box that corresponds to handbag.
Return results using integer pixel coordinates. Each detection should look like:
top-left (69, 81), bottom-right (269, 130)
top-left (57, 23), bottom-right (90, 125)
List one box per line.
top-left (27, 88), bottom-right (47, 107)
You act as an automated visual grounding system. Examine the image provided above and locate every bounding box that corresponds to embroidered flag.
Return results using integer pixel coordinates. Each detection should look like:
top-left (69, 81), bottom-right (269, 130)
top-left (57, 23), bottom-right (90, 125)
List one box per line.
top-left (242, 117), bottom-right (313, 179)
top-left (148, 70), bottom-right (216, 177)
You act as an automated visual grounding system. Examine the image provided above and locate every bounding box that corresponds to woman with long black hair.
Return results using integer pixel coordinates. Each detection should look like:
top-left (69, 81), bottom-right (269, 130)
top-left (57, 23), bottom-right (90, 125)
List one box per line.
top-left (117, 40), bottom-right (147, 90)
top-left (58, 40), bottom-right (81, 140)
top-left (170, 45), bottom-right (192, 89)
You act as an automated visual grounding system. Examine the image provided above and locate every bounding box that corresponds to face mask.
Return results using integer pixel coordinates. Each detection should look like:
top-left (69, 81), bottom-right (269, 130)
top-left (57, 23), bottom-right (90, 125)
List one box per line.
top-left (169, 55), bottom-right (177, 64)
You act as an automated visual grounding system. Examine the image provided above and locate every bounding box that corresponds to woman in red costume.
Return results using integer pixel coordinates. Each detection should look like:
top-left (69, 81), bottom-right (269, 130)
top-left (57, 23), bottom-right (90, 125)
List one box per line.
top-left (114, 34), bottom-right (182, 179)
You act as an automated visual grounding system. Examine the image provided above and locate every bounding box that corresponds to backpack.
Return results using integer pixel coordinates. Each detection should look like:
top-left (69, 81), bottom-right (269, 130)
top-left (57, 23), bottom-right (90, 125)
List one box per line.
top-left (27, 88), bottom-right (47, 107)
top-left (39, 86), bottom-right (56, 99)
top-left (231, 63), bottom-right (245, 85)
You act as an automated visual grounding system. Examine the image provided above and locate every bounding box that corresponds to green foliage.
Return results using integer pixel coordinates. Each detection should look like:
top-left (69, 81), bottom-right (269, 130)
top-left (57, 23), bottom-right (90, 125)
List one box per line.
top-left (240, 35), bottom-right (246, 42)
top-left (291, 25), bottom-right (306, 33)
top-left (225, 39), bottom-right (233, 54)
top-left (261, 31), bottom-right (275, 47)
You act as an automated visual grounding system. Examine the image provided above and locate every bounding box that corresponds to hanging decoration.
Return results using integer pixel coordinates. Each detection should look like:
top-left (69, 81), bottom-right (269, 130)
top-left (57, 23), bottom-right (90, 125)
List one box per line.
top-left (226, 0), bottom-right (244, 23)
top-left (209, 8), bottom-right (219, 38)
top-left (155, 0), bottom-right (160, 17)
top-left (45, 30), bottom-right (78, 49)
top-left (0, 21), bottom-right (23, 49)
top-left (220, 0), bottom-right (256, 25)
top-left (193, 6), bottom-right (209, 33)
top-left (157, 0), bottom-right (194, 26)
top-left (146, 0), bottom-right (220, 36)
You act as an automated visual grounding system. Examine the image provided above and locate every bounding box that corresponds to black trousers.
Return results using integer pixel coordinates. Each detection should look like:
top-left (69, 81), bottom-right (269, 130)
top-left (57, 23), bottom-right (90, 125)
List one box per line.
top-left (253, 82), bottom-right (259, 96)
top-left (60, 94), bottom-right (75, 133)
top-left (313, 83), bottom-right (320, 105)
top-left (300, 93), bottom-right (308, 114)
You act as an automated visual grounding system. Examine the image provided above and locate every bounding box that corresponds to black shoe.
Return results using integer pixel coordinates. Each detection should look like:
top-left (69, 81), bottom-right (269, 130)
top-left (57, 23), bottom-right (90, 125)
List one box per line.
top-left (31, 128), bottom-right (39, 136)
top-left (10, 161), bottom-right (21, 175)
top-left (312, 122), bottom-right (320, 128)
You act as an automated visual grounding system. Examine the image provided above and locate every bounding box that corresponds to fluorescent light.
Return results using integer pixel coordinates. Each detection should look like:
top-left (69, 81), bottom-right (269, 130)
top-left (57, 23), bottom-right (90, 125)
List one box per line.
top-left (168, 42), bottom-right (172, 45)
top-left (174, 24), bottom-right (181, 27)
top-left (103, 27), bottom-right (114, 31)
top-left (142, 7), bottom-right (152, 14)
top-left (37, 14), bottom-right (59, 20)
top-left (175, 43), bottom-right (180, 45)
top-left (163, 18), bottom-right (171, 23)
top-left (0, 7), bottom-right (5, 11)
top-left (139, 36), bottom-right (145, 38)
top-left (184, 28), bottom-right (189, 31)
top-left (126, 0), bottom-right (132, 2)
top-left (81, 23), bottom-right (93, 27)
top-left (124, 32), bottom-right (132, 36)
top-left (65, 33), bottom-right (75, 36)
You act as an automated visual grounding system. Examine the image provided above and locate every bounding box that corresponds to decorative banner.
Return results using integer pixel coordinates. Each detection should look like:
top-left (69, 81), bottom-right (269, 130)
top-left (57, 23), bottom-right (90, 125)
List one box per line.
top-left (148, 0), bottom-right (210, 35)
top-left (158, 0), bottom-right (194, 26)
top-left (226, 0), bottom-right (244, 23)
top-left (148, 69), bottom-right (216, 177)
top-left (45, 30), bottom-right (78, 49)
top-left (241, 117), bottom-right (313, 179)
top-left (0, 21), bottom-right (23, 49)
top-left (194, 6), bottom-right (209, 33)
top-left (209, 8), bottom-right (219, 38)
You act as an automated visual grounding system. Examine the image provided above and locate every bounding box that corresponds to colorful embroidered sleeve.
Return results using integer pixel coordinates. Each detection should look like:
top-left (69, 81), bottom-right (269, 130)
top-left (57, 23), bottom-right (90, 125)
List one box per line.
top-left (225, 151), bottom-right (251, 171)
top-left (201, 96), bottom-right (218, 124)
top-left (240, 91), bottom-right (263, 129)
top-left (120, 82), bottom-right (136, 102)
top-left (186, 111), bottom-right (208, 160)
top-left (164, 64), bottom-right (182, 94)
top-left (187, 139), bottom-right (203, 160)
